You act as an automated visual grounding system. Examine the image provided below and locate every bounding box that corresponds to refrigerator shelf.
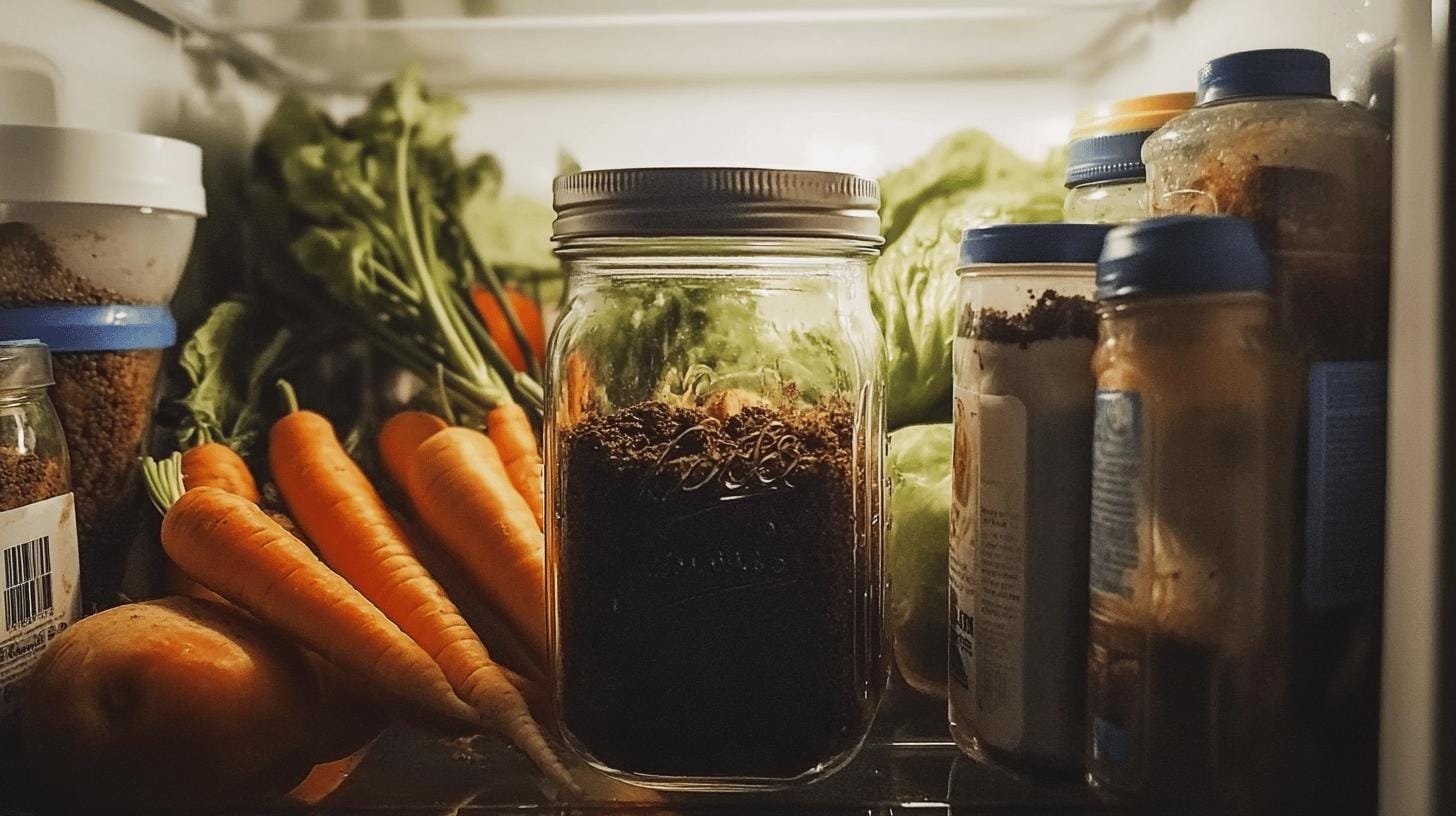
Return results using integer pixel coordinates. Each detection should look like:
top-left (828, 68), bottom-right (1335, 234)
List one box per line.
top-left (134, 0), bottom-right (1158, 91)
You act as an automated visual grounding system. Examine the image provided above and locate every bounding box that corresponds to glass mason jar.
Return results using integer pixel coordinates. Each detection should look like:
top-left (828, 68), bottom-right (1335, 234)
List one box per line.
top-left (1086, 217), bottom-right (1299, 815)
top-left (0, 339), bottom-right (82, 719)
top-left (546, 168), bottom-right (887, 790)
top-left (947, 224), bottom-right (1109, 776)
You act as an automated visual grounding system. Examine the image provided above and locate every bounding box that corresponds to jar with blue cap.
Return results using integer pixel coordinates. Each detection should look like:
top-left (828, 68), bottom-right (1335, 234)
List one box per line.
top-left (1144, 49), bottom-right (1389, 811)
top-left (1064, 92), bottom-right (1194, 224)
top-left (0, 340), bottom-right (82, 718)
top-left (0, 305), bottom-right (176, 608)
top-left (948, 222), bottom-right (1110, 774)
top-left (1085, 216), bottom-right (1299, 813)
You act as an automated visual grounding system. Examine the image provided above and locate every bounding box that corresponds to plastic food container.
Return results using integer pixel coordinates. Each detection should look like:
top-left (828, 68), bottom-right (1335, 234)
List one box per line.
top-left (947, 223), bottom-right (1110, 775)
top-left (1087, 216), bottom-right (1299, 814)
top-left (0, 339), bottom-right (81, 717)
top-left (1064, 93), bottom-right (1193, 224)
top-left (0, 124), bottom-right (205, 306)
top-left (0, 307), bottom-right (177, 609)
top-left (547, 168), bottom-right (886, 790)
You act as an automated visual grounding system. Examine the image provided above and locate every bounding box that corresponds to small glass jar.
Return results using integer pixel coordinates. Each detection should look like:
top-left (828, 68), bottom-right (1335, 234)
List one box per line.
top-left (1064, 93), bottom-right (1194, 224)
top-left (947, 223), bottom-right (1109, 775)
top-left (546, 168), bottom-right (887, 790)
top-left (1086, 216), bottom-right (1298, 814)
top-left (0, 340), bottom-right (81, 717)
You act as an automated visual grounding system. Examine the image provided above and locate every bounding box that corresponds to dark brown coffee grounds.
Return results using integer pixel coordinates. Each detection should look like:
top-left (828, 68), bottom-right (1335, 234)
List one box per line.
top-left (557, 399), bottom-right (867, 779)
top-left (959, 289), bottom-right (1098, 348)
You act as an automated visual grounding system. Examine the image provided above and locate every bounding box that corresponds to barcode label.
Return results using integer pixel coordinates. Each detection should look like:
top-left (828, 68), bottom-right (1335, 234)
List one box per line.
top-left (4, 536), bottom-right (53, 631)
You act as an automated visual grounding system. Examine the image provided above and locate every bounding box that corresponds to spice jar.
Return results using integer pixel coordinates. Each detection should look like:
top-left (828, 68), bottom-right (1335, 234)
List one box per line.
top-left (1143, 49), bottom-right (1391, 809)
top-left (947, 223), bottom-right (1110, 775)
top-left (0, 340), bottom-right (81, 717)
top-left (1064, 92), bottom-right (1193, 224)
top-left (548, 168), bottom-right (886, 789)
top-left (0, 307), bottom-right (177, 609)
top-left (1086, 216), bottom-right (1299, 814)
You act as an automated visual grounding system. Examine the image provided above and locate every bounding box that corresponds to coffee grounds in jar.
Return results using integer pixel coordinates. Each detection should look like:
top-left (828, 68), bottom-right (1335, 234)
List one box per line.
top-left (960, 289), bottom-right (1098, 348)
top-left (558, 400), bottom-right (865, 779)
top-left (0, 451), bottom-right (68, 513)
top-left (0, 223), bottom-right (129, 307)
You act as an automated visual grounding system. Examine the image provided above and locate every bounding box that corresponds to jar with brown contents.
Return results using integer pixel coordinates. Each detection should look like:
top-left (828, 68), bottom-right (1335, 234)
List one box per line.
top-left (0, 340), bottom-right (82, 718)
top-left (0, 307), bottom-right (175, 609)
top-left (1144, 50), bottom-right (1391, 811)
top-left (1087, 217), bottom-right (1300, 814)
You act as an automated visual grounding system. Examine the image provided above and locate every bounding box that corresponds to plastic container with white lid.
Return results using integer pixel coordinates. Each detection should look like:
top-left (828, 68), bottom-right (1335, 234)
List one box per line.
top-left (0, 124), bottom-right (206, 305)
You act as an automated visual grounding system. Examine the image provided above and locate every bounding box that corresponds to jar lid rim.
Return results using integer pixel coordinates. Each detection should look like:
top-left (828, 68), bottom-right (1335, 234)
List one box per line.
top-left (552, 167), bottom-right (882, 246)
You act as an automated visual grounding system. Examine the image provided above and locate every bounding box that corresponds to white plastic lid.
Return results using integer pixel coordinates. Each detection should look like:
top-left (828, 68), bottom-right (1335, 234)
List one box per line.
top-left (0, 125), bottom-right (205, 216)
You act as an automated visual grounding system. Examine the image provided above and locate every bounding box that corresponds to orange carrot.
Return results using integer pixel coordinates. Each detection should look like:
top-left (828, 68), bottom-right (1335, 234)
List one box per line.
top-left (378, 410), bottom-right (449, 497)
top-left (269, 400), bottom-right (571, 790)
top-left (181, 442), bottom-right (261, 503)
top-left (158, 486), bottom-right (481, 736)
top-left (486, 402), bottom-right (544, 530)
top-left (471, 285), bottom-right (546, 374)
top-left (405, 427), bottom-right (548, 665)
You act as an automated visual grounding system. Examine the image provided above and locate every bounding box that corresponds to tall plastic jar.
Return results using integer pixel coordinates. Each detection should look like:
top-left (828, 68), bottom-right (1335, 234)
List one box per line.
top-left (547, 168), bottom-right (886, 790)
top-left (0, 126), bottom-right (203, 608)
top-left (1064, 93), bottom-right (1193, 224)
top-left (1143, 49), bottom-right (1390, 811)
top-left (0, 340), bottom-right (81, 718)
top-left (1086, 216), bottom-right (1299, 814)
top-left (948, 223), bottom-right (1111, 775)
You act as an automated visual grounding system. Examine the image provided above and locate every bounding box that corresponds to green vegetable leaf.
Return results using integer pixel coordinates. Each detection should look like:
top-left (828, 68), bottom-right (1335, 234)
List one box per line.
top-left (886, 423), bottom-right (954, 697)
top-left (176, 300), bottom-right (291, 454)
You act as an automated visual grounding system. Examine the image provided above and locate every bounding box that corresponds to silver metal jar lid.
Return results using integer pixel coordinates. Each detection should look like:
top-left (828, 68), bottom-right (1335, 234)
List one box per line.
top-left (0, 340), bottom-right (55, 392)
top-left (552, 167), bottom-right (883, 247)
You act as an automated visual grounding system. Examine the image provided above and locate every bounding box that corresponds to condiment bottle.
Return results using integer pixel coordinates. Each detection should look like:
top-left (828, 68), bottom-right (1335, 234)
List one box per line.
top-left (547, 168), bottom-right (886, 790)
top-left (948, 222), bottom-right (1111, 775)
top-left (1144, 49), bottom-right (1391, 810)
top-left (1086, 216), bottom-right (1299, 814)
top-left (1064, 92), bottom-right (1194, 224)
top-left (0, 340), bottom-right (81, 718)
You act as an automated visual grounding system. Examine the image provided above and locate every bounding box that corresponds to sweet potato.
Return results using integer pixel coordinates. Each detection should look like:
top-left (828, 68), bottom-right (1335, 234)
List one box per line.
top-left (18, 597), bottom-right (325, 808)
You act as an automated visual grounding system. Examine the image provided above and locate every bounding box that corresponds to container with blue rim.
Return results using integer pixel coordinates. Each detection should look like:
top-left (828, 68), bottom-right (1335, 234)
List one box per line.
top-left (0, 304), bottom-right (178, 605)
top-left (1086, 214), bottom-right (1298, 811)
top-left (1063, 92), bottom-right (1194, 225)
top-left (948, 221), bottom-right (1111, 775)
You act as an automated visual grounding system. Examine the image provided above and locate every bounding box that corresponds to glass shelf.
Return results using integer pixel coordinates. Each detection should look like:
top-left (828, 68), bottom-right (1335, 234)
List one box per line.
top-left (299, 686), bottom-right (1115, 814)
top-left (135, 0), bottom-right (1158, 91)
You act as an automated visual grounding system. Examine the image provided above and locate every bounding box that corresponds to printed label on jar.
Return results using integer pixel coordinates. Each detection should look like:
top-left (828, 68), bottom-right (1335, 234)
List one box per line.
top-left (0, 493), bottom-right (81, 717)
top-left (971, 393), bottom-right (1027, 750)
top-left (1090, 391), bottom-right (1142, 599)
top-left (948, 383), bottom-right (977, 709)
top-left (1304, 361), bottom-right (1387, 609)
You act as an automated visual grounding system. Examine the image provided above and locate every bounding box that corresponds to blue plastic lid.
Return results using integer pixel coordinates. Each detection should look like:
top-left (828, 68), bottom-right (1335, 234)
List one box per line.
top-left (1197, 48), bottom-right (1333, 105)
top-left (1097, 215), bottom-right (1271, 300)
top-left (0, 305), bottom-right (177, 352)
top-left (959, 223), bottom-right (1113, 268)
top-left (1066, 130), bottom-right (1155, 187)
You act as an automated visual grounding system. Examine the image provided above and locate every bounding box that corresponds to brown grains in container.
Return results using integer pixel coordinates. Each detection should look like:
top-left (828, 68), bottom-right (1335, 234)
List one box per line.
top-left (0, 223), bottom-right (128, 307)
top-left (0, 450), bottom-right (68, 513)
top-left (958, 288), bottom-right (1099, 347)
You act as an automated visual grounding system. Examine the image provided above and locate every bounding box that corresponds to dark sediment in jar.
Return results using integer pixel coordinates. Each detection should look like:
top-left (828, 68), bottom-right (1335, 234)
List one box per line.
top-left (557, 400), bottom-right (866, 780)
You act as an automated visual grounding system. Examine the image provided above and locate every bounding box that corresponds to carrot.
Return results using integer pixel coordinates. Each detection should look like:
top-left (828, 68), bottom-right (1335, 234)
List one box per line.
top-left (181, 442), bottom-right (261, 503)
top-left (378, 410), bottom-right (449, 498)
top-left (471, 285), bottom-right (545, 374)
top-left (269, 391), bottom-right (572, 791)
top-left (153, 484), bottom-right (480, 737)
top-left (405, 426), bottom-right (548, 665)
top-left (486, 402), bottom-right (545, 530)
